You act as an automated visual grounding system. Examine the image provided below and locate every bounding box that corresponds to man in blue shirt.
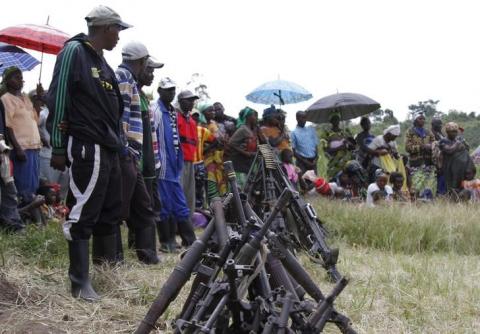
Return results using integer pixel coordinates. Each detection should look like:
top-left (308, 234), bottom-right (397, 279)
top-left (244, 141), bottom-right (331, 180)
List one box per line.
top-left (291, 111), bottom-right (319, 174)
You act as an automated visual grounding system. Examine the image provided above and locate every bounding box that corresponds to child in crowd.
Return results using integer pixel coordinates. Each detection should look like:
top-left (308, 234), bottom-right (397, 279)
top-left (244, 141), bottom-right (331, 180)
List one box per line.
top-left (37, 181), bottom-right (69, 221)
top-left (460, 166), bottom-right (480, 202)
top-left (390, 172), bottom-right (410, 202)
top-left (366, 170), bottom-right (393, 207)
top-left (280, 148), bottom-right (300, 188)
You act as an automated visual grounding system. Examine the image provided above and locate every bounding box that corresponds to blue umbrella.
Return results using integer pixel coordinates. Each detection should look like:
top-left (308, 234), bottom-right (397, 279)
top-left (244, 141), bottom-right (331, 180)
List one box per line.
top-left (0, 42), bottom-right (40, 75)
top-left (246, 79), bottom-right (313, 105)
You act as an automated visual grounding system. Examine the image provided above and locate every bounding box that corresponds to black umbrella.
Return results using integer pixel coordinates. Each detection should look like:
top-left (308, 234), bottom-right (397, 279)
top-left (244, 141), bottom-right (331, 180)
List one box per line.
top-left (305, 92), bottom-right (380, 124)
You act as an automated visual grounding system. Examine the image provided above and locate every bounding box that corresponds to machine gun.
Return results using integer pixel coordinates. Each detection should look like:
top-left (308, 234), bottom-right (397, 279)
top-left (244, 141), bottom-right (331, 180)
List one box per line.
top-left (135, 162), bottom-right (355, 334)
top-left (243, 144), bottom-right (341, 282)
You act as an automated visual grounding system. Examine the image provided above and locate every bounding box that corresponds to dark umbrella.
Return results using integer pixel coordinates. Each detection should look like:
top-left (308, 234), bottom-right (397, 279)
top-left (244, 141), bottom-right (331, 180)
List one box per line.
top-left (305, 92), bottom-right (380, 124)
top-left (0, 42), bottom-right (40, 75)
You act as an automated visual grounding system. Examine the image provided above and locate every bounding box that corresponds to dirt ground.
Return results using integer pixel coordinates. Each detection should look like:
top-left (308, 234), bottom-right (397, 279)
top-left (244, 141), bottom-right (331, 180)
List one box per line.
top-left (0, 275), bottom-right (65, 334)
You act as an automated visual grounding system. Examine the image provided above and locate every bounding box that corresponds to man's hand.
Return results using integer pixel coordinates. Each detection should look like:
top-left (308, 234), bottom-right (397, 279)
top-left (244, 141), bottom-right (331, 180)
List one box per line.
top-left (15, 148), bottom-right (27, 162)
top-left (41, 138), bottom-right (50, 149)
top-left (51, 155), bottom-right (67, 171)
top-left (58, 121), bottom-right (69, 134)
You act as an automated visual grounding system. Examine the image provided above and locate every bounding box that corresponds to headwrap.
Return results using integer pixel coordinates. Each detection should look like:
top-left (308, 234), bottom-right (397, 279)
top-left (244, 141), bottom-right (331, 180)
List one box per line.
top-left (194, 101), bottom-right (213, 124)
top-left (412, 111), bottom-right (426, 137)
top-left (0, 66), bottom-right (21, 97)
top-left (262, 104), bottom-right (277, 120)
top-left (383, 124), bottom-right (401, 136)
top-left (445, 122), bottom-right (459, 132)
top-left (237, 107), bottom-right (256, 128)
top-left (413, 111), bottom-right (425, 121)
top-left (196, 100), bottom-right (214, 114)
top-left (375, 168), bottom-right (388, 179)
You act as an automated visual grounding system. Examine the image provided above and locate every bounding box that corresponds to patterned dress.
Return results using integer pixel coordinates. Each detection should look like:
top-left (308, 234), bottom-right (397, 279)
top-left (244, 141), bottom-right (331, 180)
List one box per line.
top-left (405, 127), bottom-right (436, 199)
top-left (321, 127), bottom-right (354, 179)
top-left (204, 120), bottom-right (227, 200)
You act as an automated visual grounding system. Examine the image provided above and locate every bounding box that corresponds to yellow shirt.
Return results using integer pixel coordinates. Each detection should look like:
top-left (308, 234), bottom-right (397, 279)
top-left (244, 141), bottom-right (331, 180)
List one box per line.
top-left (194, 126), bottom-right (215, 163)
top-left (1, 93), bottom-right (41, 150)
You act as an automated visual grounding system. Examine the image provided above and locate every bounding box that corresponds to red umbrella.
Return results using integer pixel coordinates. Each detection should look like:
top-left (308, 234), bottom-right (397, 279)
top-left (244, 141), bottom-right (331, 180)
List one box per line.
top-left (0, 23), bottom-right (70, 82)
top-left (0, 24), bottom-right (70, 55)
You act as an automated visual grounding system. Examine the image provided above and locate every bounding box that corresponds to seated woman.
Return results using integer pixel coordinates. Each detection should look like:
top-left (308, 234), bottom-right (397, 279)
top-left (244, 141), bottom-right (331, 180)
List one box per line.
top-left (321, 112), bottom-right (355, 179)
top-left (366, 170), bottom-right (393, 207)
top-left (330, 160), bottom-right (368, 200)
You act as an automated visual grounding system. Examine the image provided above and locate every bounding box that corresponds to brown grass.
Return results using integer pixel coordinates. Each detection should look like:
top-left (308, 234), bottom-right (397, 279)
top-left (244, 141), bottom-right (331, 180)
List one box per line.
top-left (1, 201), bottom-right (479, 333)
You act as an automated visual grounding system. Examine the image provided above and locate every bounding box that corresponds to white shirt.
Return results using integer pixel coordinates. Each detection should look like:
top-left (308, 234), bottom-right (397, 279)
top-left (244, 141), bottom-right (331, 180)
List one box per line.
top-left (368, 135), bottom-right (398, 167)
top-left (366, 182), bottom-right (393, 207)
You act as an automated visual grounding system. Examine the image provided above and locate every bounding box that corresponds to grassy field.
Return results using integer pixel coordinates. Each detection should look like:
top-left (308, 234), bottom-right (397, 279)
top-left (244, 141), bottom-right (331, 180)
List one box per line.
top-left (1, 200), bottom-right (479, 333)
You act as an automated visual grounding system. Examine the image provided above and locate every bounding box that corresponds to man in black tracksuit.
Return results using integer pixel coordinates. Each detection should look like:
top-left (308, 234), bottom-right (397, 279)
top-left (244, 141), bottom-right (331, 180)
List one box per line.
top-left (47, 6), bottom-right (131, 301)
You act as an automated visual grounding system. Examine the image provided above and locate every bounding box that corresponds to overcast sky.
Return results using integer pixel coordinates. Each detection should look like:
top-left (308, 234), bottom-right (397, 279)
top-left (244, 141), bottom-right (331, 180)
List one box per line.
top-left (2, 0), bottom-right (480, 127)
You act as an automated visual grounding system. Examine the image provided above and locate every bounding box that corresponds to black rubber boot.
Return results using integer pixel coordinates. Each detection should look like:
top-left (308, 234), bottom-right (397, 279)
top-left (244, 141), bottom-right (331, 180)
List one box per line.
top-left (156, 219), bottom-right (171, 253)
top-left (177, 219), bottom-right (196, 247)
top-left (135, 225), bottom-right (160, 264)
top-left (127, 229), bottom-right (135, 249)
top-left (115, 224), bottom-right (124, 263)
top-left (92, 233), bottom-right (120, 266)
top-left (169, 218), bottom-right (181, 252)
top-left (68, 239), bottom-right (100, 302)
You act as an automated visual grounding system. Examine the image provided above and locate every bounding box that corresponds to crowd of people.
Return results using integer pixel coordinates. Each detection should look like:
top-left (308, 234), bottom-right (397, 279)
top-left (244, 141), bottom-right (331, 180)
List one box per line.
top-left (0, 5), bottom-right (478, 301)
top-left (303, 112), bottom-right (478, 206)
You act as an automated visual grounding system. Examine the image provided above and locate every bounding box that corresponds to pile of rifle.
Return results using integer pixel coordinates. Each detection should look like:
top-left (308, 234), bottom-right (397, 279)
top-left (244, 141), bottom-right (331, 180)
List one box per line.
top-left (135, 145), bottom-right (356, 334)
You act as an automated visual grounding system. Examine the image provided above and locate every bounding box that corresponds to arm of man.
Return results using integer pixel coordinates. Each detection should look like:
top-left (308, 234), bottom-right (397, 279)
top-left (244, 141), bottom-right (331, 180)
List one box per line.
top-left (46, 42), bottom-right (80, 171)
top-left (116, 71), bottom-right (133, 144)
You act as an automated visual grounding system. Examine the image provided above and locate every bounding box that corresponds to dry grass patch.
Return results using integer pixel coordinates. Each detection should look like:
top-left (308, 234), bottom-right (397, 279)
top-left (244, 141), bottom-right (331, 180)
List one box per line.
top-left (1, 202), bottom-right (479, 333)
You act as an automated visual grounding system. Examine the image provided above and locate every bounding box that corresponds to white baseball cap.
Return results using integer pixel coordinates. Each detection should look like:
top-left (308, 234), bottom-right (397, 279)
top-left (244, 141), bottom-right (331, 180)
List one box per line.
top-left (122, 41), bottom-right (149, 61)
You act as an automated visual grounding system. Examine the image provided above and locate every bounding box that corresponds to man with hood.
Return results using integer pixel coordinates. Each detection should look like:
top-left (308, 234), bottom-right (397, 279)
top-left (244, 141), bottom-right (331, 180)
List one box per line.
top-left (47, 5), bottom-right (131, 301)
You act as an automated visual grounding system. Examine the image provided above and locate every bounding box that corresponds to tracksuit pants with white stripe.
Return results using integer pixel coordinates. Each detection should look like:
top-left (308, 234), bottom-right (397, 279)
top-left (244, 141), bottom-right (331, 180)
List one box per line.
top-left (64, 137), bottom-right (122, 241)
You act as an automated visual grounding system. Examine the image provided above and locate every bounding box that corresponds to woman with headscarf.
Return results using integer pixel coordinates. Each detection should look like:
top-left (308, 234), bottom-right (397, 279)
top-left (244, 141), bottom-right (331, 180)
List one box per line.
top-left (0, 67), bottom-right (42, 210)
top-left (367, 124), bottom-right (408, 190)
top-left (198, 101), bottom-right (228, 201)
top-left (226, 107), bottom-right (265, 187)
top-left (260, 105), bottom-right (290, 153)
top-left (439, 122), bottom-right (474, 196)
top-left (405, 112), bottom-right (436, 199)
top-left (320, 111), bottom-right (355, 179)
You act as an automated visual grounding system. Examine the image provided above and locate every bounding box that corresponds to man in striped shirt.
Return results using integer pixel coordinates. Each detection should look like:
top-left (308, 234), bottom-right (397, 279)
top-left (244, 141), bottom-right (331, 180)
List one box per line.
top-left (115, 41), bottom-right (159, 265)
top-left (153, 80), bottom-right (196, 252)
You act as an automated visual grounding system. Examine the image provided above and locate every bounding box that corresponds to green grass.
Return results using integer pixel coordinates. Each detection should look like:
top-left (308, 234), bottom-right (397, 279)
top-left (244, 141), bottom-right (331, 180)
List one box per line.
top-left (312, 198), bottom-right (480, 255)
top-left (1, 201), bottom-right (480, 333)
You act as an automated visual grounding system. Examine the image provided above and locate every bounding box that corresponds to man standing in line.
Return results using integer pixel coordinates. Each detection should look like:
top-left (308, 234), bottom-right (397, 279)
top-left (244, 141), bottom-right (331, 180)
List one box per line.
top-left (291, 111), bottom-right (319, 175)
top-left (154, 81), bottom-right (196, 252)
top-left (177, 91), bottom-right (199, 234)
top-left (47, 5), bottom-right (131, 301)
top-left (115, 41), bottom-right (159, 265)
top-left (133, 57), bottom-right (164, 247)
